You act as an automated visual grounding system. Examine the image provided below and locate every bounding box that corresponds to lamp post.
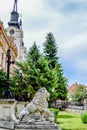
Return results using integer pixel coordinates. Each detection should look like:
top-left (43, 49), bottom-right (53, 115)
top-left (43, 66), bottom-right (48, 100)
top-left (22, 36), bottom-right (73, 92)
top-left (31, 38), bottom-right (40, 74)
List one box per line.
top-left (18, 70), bottom-right (24, 101)
top-left (3, 49), bottom-right (14, 99)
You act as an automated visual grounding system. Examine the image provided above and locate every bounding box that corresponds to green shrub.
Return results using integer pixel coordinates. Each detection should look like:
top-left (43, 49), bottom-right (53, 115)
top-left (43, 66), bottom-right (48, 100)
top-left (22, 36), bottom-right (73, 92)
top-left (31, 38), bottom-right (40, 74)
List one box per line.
top-left (81, 112), bottom-right (87, 124)
top-left (50, 108), bottom-right (59, 115)
top-left (49, 108), bottom-right (59, 123)
top-left (53, 109), bottom-right (59, 116)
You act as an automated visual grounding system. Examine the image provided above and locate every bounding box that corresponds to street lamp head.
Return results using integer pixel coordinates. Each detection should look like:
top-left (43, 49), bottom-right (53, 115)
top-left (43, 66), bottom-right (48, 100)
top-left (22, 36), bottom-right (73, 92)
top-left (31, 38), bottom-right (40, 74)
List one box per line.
top-left (6, 49), bottom-right (11, 59)
top-left (19, 70), bottom-right (22, 77)
top-left (19, 70), bottom-right (22, 74)
top-left (52, 88), bottom-right (55, 92)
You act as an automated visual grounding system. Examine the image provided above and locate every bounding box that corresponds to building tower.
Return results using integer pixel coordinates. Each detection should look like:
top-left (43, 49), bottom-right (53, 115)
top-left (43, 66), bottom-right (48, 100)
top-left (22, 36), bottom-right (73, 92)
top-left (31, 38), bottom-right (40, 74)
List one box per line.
top-left (6, 0), bottom-right (26, 62)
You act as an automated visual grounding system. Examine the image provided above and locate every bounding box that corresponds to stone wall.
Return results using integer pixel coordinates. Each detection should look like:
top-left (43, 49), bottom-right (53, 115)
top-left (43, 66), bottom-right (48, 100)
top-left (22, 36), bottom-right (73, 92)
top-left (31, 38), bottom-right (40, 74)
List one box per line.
top-left (66, 105), bottom-right (84, 114)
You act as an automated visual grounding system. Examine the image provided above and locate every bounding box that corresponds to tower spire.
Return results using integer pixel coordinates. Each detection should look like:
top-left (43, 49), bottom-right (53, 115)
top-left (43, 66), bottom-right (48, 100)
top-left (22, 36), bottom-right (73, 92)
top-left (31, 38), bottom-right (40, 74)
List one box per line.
top-left (8, 0), bottom-right (20, 29)
top-left (13, 0), bottom-right (18, 12)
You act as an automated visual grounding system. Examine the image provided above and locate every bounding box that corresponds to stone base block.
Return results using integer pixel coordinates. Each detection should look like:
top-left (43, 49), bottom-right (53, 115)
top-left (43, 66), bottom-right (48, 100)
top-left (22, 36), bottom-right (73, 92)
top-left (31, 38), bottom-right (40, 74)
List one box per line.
top-left (0, 119), bottom-right (14, 130)
top-left (0, 128), bottom-right (6, 130)
top-left (0, 99), bottom-right (17, 130)
top-left (15, 121), bottom-right (61, 130)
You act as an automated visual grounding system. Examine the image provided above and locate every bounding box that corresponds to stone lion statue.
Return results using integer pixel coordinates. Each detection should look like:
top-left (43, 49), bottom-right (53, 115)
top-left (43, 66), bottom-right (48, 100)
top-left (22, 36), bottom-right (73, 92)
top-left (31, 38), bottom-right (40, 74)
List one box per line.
top-left (18, 87), bottom-right (54, 123)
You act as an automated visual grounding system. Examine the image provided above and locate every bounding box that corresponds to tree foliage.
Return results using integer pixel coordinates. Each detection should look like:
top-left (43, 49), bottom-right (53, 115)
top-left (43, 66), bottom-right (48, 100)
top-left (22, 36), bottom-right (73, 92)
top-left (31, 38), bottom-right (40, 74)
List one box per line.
top-left (26, 42), bottom-right (40, 64)
top-left (12, 33), bottom-right (68, 102)
top-left (13, 57), bottom-right (58, 101)
top-left (0, 69), bottom-right (7, 98)
top-left (43, 32), bottom-right (58, 69)
top-left (55, 63), bottom-right (67, 100)
top-left (12, 42), bottom-right (41, 100)
top-left (72, 85), bottom-right (87, 102)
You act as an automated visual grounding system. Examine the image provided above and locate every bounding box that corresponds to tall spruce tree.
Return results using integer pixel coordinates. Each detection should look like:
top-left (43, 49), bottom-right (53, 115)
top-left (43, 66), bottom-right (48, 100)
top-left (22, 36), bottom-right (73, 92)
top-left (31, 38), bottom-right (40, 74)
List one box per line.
top-left (43, 32), bottom-right (67, 100)
top-left (25, 42), bottom-right (41, 91)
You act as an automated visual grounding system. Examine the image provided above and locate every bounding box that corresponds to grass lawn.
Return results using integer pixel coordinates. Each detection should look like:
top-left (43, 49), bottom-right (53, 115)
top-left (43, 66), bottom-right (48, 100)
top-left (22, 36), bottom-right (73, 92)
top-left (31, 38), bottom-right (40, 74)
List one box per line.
top-left (57, 111), bottom-right (87, 130)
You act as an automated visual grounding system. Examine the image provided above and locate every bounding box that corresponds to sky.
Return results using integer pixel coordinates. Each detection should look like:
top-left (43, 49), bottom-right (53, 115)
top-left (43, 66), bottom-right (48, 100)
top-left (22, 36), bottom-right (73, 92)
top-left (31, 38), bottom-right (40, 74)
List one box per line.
top-left (0, 0), bottom-right (87, 86)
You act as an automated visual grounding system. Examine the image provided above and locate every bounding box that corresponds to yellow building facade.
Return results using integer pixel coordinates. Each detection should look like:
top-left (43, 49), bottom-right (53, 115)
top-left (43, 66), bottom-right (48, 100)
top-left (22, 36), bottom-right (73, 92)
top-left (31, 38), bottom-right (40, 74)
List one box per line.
top-left (0, 21), bottom-right (18, 72)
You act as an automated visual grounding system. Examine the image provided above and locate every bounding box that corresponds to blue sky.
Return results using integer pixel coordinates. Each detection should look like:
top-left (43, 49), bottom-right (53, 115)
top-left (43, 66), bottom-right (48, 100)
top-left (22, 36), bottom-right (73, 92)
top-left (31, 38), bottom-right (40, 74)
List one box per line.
top-left (0, 0), bottom-right (87, 86)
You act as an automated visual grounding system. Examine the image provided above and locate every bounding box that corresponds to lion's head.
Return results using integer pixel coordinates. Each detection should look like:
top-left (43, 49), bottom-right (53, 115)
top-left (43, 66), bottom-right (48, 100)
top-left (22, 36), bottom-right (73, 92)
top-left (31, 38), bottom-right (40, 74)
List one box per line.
top-left (32, 87), bottom-right (50, 108)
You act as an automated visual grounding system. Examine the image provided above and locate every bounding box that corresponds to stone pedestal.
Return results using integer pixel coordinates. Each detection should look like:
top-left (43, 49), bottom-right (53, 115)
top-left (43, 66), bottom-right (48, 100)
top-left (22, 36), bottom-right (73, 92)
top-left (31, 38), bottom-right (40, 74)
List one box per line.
top-left (0, 99), bottom-right (17, 130)
top-left (16, 102), bottom-right (26, 118)
top-left (15, 121), bottom-right (61, 130)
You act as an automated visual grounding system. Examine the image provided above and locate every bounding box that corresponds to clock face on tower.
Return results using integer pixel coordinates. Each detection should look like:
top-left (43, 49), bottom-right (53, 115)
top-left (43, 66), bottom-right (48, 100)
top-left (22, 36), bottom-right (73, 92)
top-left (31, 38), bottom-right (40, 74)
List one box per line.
top-left (10, 30), bottom-right (14, 35)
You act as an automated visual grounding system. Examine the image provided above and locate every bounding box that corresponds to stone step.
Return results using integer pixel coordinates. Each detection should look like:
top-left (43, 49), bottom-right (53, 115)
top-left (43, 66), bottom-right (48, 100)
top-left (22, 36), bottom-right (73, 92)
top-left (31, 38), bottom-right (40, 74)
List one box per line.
top-left (15, 121), bottom-right (61, 130)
